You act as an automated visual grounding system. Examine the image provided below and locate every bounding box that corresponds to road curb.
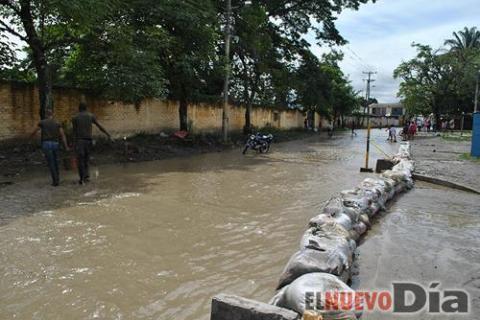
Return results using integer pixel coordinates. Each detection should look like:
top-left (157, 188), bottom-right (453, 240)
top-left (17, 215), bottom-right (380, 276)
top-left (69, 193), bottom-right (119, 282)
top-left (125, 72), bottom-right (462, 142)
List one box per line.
top-left (412, 173), bottom-right (480, 195)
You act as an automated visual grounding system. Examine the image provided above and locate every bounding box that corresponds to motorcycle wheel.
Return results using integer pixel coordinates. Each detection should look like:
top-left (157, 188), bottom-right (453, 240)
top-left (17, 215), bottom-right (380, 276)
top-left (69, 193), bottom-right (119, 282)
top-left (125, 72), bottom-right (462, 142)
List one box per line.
top-left (259, 142), bottom-right (269, 153)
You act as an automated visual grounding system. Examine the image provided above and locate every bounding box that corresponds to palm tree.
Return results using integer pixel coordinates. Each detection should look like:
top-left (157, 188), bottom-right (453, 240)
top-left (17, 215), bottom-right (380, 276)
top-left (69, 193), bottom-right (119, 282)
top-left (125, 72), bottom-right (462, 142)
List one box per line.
top-left (444, 27), bottom-right (480, 50)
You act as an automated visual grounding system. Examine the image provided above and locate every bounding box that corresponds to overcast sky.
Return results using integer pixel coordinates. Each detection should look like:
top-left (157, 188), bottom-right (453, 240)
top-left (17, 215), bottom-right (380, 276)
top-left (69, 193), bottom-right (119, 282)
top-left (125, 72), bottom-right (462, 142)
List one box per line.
top-left (310, 0), bottom-right (480, 103)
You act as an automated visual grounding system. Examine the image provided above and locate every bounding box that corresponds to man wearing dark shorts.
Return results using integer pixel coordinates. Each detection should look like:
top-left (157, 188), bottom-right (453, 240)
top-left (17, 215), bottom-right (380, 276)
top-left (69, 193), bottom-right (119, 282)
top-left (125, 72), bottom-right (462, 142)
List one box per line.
top-left (30, 111), bottom-right (69, 186)
top-left (72, 102), bottom-right (111, 185)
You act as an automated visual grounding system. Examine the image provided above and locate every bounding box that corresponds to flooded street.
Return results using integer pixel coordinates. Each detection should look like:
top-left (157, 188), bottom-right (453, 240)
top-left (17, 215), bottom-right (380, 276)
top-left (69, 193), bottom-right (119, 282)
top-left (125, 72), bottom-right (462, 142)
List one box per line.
top-left (1, 131), bottom-right (478, 319)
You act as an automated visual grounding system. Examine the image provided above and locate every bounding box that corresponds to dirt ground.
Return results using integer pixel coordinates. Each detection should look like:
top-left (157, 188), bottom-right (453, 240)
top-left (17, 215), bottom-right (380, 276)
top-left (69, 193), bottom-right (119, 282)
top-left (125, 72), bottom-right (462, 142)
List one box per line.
top-left (411, 134), bottom-right (480, 191)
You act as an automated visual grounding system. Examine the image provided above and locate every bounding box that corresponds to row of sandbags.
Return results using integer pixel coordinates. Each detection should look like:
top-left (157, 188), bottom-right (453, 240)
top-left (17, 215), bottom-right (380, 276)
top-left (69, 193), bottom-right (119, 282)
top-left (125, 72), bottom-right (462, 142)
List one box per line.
top-left (271, 143), bottom-right (415, 319)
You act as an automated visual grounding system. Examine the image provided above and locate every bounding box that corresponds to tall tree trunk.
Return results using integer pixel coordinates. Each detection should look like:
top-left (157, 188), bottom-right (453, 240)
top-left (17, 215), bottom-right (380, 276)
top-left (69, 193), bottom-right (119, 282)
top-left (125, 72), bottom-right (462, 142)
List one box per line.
top-left (35, 59), bottom-right (52, 119)
top-left (244, 102), bottom-right (252, 134)
top-left (19, 0), bottom-right (52, 119)
top-left (179, 98), bottom-right (188, 131)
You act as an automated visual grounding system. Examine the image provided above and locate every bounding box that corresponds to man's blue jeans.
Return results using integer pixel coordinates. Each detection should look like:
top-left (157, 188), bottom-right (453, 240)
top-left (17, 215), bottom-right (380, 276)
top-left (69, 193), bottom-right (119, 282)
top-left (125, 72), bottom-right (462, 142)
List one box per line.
top-left (42, 141), bottom-right (60, 185)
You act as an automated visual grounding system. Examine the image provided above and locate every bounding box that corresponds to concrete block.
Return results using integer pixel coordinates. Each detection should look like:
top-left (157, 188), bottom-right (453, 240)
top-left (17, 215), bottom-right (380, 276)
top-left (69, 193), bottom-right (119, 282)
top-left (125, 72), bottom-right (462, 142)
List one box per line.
top-left (375, 159), bottom-right (395, 173)
top-left (211, 294), bottom-right (299, 320)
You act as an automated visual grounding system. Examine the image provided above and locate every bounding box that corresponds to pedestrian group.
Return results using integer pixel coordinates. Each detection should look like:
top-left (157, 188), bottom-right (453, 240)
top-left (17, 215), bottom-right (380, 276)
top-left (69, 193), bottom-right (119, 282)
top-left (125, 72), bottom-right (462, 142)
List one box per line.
top-left (31, 102), bottom-right (111, 186)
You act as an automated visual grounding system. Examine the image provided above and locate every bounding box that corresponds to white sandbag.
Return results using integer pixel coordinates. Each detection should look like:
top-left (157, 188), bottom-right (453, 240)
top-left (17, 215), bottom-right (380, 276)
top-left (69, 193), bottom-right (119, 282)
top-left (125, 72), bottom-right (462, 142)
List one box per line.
top-left (382, 170), bottom-right (409, 184)
top-left (360, 187), bottom-right (386, 209)
top-left (393, 160), bottom-right (414, 173)
top-left (352, 221), bottom-right (367, 236)
top-left (276, 244), bottom-right (354, 289)
top-left (333, 213), bottom-right (353, 231)
top-left (301, 228), bottom-right (353, 252)
top-left (340, 189), bottom-right (370, 219)
top-left (308, 216), bottom-right (352, 240)
top-left (322, 197), bottom-right (345, 217)
top-left (380, 177), bottom-right (397, 200)
top-left (368, 202), bottom-right (382, 217)
top-left (271, 273), bottom-right (362, 319)
top-left (359, 213), bottom-right (371, 228)
top-left (322, 197), bottom-right (361, 222)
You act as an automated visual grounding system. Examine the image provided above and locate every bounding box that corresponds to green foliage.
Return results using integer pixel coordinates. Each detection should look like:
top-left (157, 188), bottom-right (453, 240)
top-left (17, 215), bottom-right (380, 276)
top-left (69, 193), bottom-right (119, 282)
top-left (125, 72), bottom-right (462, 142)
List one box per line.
top-left (445, 27), bottom-right (480, 51)
top-left (60, 7), bottom-right (169, 102)
top-left (295, 51), bottom-right (359, 119)
top-left (394, 37), bottom-right (480, 117)
top-left (460, 152), bottom-right (480, 162)
top-left (1, 0), bottom-right (375, 126)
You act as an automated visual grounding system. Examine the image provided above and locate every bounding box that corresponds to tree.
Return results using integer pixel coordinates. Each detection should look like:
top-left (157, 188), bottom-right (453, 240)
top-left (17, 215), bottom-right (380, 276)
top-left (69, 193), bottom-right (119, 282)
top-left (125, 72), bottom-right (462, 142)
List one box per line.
top-left (61, 2), bottom-right (168, 104)
top-left (294, 50), bottom-right (359, 128)
top-left (0, 32), bottom-right (15, 66)
top-left (394, 41), bottom-right (480, 120)
top-left (445, 27), bottom-right (480, 50)
top-left (0, 0), bottom-right (118, 119)
top-left (151, 0), bottom-right (219, 131)
top-left (230, 3), bottom-right (278, 133)
top-left (228, 0), bottom-right (374, 133)
top-left (295, 51), bottom-right (331, 117)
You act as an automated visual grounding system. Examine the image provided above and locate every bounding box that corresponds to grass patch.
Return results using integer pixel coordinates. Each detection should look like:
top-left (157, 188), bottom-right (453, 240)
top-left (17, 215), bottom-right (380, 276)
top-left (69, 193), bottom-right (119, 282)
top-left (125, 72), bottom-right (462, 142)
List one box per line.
top-left (441, 133), bottom-right (472, 142)
top-left (459, 153), bottom-right (480, 163)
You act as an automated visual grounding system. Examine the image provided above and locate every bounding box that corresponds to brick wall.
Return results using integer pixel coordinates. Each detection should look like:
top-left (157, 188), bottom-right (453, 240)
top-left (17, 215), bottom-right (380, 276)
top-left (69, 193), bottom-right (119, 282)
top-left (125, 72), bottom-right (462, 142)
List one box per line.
top-left (0, 81), bottom-right (310, 141)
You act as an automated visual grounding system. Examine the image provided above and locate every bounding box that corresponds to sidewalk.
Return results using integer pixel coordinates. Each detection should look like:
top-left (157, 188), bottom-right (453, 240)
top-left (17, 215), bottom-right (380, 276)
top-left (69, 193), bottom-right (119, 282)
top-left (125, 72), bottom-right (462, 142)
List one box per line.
top-left (411, 135), bottom-right (480, 191)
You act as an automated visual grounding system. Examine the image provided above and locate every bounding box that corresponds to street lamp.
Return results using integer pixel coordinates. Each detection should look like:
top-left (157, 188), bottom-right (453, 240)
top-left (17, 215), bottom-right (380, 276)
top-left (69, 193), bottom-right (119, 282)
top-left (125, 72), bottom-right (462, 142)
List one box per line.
top-left (222, 0), bottom-right (252, 143)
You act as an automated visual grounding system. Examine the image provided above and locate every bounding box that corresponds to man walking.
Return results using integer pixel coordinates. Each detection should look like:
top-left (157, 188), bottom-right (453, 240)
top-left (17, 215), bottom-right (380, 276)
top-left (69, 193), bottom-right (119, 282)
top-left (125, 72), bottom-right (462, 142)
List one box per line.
top-left (30, 110), bottom-right (69, 186)
top-left (351, 120), bottom-right (357, 136)
top-left (72, 102), bottom-right (111, 184)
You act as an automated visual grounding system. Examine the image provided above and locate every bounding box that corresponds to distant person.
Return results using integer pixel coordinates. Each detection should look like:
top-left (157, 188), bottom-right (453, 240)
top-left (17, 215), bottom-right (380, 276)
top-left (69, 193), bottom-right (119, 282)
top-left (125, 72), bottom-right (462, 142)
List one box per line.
top-left (351, 120), bottom-right (357, 136)
top-left (327, 121), bottom-right (334, 137)
top-left (408, 121), bottom-right (417, 140)
top-left (304, 118), bottom-right (308, 130)
top-left (387, 125), bottom-right (397, 142)
top-left (30, 110), bottom-right (69, 186)
top-left (72, 102), bottom-right (111, 185)
top-left (449, 119), bottom-right (455, 132)
top-left (431, 118), bottom-right (437, 132)
top-left (425, 119), bottom-right (431, 133)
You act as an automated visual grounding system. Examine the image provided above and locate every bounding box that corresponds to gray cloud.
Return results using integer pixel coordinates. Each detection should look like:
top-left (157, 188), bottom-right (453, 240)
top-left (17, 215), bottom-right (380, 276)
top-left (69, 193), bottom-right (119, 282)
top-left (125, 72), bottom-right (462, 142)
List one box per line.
top-left (311, 0), bottom-right (480, 103)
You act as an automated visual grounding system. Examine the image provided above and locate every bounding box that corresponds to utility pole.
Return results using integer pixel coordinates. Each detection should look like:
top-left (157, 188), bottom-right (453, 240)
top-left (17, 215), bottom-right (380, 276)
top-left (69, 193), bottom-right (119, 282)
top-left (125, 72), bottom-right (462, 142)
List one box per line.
top-left (475, 70), bottom-right (479, 113)
top-left (360, 71), bottom-right (376, 173)
top-left (472, 70), bottom-right (480, 157)
top-left (222, 0), bottom-right (232, 143)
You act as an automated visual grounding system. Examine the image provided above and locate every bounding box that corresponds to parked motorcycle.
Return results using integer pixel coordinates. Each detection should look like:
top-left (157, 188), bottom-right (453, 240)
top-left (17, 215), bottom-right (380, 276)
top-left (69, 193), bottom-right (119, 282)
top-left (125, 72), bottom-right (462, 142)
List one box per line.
top-left (242, 133), bottom-right (273, 154)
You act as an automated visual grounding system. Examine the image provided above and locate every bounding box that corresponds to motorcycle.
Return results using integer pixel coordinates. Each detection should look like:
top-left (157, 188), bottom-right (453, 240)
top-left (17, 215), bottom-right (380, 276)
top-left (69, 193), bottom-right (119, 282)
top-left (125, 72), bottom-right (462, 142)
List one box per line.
top-left (242, 133), bottom-right (273, 154)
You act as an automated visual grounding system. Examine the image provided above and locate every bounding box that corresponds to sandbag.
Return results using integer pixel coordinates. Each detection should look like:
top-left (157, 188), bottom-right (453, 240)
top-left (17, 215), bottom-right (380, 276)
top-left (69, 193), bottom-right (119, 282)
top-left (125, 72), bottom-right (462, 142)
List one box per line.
top-left (271, 273), bottom-right (362, 319)
top-left (380, 177), bottom-right (397, 200)
top-left (352, 221), bottom-right (367, 236)
top-left (308, 216), bottom-right (352, 240)
top-left (321, 197), bottom-right (360, 222)
top-left (359, 213), bottom-right (371, 228)
top-left (341, 189), bottom-right (370, 210)
top-left (276, 228), bottom-right (356, 289)
top-left (333, 213), bottom-right (352, 231)
top-left (393, 159), bottom-right (414, 173)
top-left (368, 202), bottom-right (382, 217)
top-left (309, 212), bottom-right (353, 232)
top-left (276, 248), bottom-right (352, 289)
top-left (300, 228), bottom-right (353, 252)
top-left (360, 180), bottom-right (390, 208)
top-left (382, 169), bottom-right (411, 184)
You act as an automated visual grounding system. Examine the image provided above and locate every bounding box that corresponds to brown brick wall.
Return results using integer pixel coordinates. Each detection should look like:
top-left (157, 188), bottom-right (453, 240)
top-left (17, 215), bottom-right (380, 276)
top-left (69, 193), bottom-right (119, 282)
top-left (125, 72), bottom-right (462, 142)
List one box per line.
top-left (0, 81), bottom-right (310, 141)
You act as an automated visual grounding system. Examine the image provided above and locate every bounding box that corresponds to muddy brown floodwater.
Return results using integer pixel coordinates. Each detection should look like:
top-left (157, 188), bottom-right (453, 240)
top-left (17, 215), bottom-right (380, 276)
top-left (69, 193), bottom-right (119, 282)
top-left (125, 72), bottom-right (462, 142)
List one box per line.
top-left (0, 130), bottom-right (478, 320)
